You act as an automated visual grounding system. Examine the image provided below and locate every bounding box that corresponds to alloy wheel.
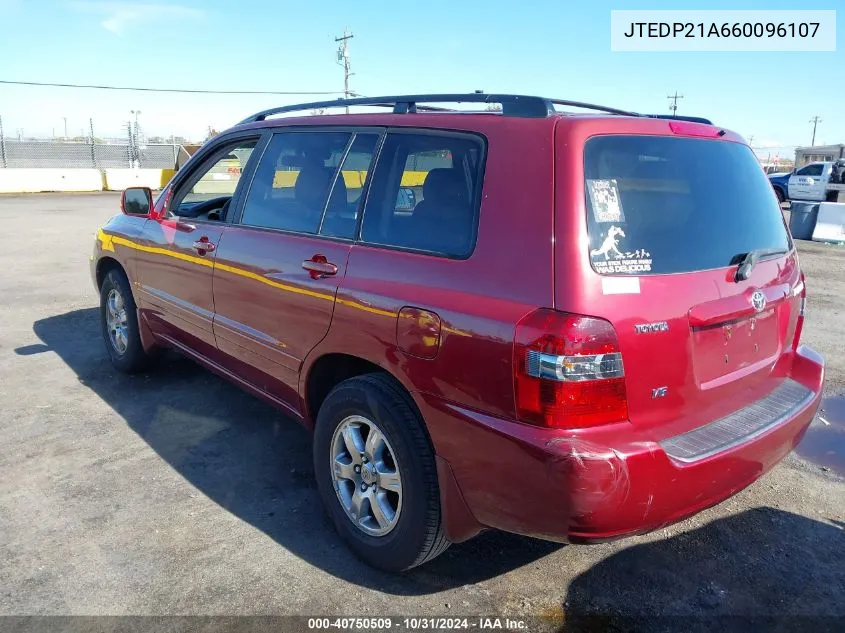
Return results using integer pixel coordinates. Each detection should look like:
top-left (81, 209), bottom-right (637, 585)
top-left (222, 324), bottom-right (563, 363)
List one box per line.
top-left (106, 287), bottom-right (129, 355)
top-left (330, 415), bottom-right (403, 536)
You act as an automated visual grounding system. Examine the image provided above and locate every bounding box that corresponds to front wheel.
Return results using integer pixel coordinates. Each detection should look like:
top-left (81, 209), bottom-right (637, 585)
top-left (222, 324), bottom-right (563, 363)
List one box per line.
top-left (313, 374), bottom-right (450, 571)
top-left (100, 269), bottom-right (155, 373)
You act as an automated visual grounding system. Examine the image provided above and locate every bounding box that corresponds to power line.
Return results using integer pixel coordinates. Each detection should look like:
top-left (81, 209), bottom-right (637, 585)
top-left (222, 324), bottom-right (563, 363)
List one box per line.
top-left (0, 79), bottom-right (343, 95)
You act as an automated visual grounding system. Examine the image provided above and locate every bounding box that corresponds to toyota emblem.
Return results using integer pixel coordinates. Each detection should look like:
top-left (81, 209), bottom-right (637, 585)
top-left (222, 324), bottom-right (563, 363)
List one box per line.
top-left (751, 290), bottom-right (766, 312)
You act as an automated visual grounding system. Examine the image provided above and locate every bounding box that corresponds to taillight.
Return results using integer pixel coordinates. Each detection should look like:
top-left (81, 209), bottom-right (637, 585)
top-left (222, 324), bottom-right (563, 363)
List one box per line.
top-left (513, 309), bottom-right (628, 429)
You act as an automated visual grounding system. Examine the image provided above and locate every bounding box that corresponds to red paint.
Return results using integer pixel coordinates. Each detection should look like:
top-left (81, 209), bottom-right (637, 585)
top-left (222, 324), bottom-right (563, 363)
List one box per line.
top-left (136, 217), bottom-right (224, 356)
top-left (92, 109), bottom-right (823, 546)
top-left (211, 226), bottom-right (352, 412)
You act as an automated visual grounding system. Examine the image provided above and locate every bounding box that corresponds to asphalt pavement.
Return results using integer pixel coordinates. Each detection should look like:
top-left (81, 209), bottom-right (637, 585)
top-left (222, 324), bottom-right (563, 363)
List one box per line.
top-left (0, 193), bottom-right (843, 632)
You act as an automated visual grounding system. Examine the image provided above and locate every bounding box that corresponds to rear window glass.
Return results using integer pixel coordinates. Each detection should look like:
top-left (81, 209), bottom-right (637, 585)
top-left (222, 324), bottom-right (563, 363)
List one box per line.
top-left (584, 136), bottom-right (790, 275)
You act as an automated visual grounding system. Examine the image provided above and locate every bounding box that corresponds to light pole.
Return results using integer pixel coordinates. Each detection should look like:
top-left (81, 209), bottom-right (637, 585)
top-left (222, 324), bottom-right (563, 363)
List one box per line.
top-left (130, 110), bottom-right (142, 167)
top-left (130, 110), bottom-right (142, 142)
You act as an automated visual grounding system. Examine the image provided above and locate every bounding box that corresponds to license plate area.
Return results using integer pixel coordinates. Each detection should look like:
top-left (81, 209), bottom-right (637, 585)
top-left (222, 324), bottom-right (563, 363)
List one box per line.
top-left (692, 308), bottom-right (779, 385)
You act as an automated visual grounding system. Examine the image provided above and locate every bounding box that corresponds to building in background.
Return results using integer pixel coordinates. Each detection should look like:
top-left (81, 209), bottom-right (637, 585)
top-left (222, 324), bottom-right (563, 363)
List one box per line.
top-left (794, 144), bottom-right (845, 167)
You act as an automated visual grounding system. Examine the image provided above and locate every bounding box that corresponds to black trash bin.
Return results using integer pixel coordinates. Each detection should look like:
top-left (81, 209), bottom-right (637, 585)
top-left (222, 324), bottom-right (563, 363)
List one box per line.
top-left (788, 202), bottom-right (820, 240)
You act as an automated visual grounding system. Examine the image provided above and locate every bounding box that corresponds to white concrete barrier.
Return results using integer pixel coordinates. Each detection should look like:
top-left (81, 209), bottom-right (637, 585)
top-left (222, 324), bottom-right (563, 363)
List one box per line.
top-left (103, 168), bottom-right (175, 191)
top-left (812, 202), bottom-right (845, 243)
top-left (0, 168), bottom-right (103, 193)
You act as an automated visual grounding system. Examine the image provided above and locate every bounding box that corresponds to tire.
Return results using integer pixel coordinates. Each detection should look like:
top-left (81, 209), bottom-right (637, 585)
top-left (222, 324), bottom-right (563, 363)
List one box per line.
top-left (775, 188), bottom-right (785, 204)
top-left (99, 268), bottom-right (154, 373)
top-left (313, 373), bottom-right (450, 571)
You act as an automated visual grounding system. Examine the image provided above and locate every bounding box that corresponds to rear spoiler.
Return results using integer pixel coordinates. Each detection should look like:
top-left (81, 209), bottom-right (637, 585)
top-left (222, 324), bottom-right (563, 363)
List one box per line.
top-left (643, 114), bottom-right (714, 125)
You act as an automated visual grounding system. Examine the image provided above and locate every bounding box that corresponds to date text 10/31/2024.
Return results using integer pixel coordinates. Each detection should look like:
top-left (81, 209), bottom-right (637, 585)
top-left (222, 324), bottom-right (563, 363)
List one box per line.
top-left (307, 617), bottom-right (528, 630)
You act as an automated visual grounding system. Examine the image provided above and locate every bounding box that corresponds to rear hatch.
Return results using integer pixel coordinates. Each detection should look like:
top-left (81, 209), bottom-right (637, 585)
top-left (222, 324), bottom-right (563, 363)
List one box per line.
top-left (559, 128), bottom-right (803, 437)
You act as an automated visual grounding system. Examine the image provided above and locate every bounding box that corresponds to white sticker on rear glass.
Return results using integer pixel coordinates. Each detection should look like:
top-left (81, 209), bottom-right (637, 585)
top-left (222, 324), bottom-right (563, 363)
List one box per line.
top-left (590, 225), bottom-right (653, 274)
top-left (587, 179), bottom-right (625, 223)
top-left (601, 276), bottom-right (641, 294)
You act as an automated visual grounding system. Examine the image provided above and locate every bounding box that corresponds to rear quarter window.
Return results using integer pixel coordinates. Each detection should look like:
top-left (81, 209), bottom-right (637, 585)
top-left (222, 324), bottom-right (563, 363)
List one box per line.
top-left (360, 131), bottom-right (484, 258)
top-left (584, 135), bottom-right (790, 275)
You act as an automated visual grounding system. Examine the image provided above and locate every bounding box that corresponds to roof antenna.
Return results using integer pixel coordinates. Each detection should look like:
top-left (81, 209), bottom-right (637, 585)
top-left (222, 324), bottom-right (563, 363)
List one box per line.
top-left (474, 89), bottom-right (484, 94)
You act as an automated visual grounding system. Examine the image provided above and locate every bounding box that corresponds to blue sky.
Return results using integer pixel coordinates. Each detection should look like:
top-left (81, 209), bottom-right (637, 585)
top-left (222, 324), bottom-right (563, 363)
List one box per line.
top-left (0, 0), bottom-right (842, 159)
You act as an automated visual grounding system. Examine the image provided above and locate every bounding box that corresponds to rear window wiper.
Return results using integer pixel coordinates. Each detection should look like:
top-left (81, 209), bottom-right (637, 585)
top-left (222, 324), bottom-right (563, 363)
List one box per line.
top-left (733, 247), bottom-right (789, 282)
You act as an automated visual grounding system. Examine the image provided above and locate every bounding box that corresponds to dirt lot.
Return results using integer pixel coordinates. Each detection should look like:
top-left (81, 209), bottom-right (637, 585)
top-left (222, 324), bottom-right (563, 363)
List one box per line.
top-left (0, 194), bottom-right (843, 631)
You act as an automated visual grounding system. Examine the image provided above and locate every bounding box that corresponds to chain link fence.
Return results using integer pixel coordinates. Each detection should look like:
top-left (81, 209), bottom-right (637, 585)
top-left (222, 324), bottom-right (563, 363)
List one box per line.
top-left (0, 116), bottom-right (191, 169)
top-left (0, 139), bottom-right (187, 169)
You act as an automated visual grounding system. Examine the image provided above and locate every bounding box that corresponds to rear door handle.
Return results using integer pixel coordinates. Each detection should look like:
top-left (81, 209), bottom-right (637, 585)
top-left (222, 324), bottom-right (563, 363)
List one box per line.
top-left (192, 238), bottom-right (216, 254)
top-left (302, 255), bottom-right (338, 279)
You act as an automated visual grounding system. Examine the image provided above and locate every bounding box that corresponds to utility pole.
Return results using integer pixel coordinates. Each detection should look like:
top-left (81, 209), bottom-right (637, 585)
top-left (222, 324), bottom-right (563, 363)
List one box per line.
top-left (89, 118), bottom-right (96, 168)
top-left (62, 117), bottom-right (67, 139)
top-left (0, 114), bottom-right (6, 168)
top-left (748, 135), bottom-right (755, 146)
top-left (667, 91), bottom-right (684, 115)
top-left (131, 110), bottom-right (142, 144)
top-left (335, 29), bottom-right (354, 114)
top-left (809, 116), bottom-right (822, 146)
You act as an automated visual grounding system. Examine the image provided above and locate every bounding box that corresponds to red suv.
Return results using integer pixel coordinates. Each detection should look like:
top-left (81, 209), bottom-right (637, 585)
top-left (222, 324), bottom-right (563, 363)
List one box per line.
top-left (91, 94), bottom-right (824, 571)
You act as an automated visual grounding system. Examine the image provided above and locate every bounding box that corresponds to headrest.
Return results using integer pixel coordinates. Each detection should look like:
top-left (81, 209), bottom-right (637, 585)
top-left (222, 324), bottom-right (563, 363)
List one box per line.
top-left (295, 166), bottom-right (346, 213)
top-left (422, 168), bottom-right (466, 207)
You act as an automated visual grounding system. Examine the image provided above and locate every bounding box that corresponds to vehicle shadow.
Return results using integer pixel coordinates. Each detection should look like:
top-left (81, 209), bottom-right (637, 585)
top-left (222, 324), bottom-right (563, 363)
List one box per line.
top-left (562, 507), bottom-right (845, 633)
top-left (21, 307), bottom-right (562, 595)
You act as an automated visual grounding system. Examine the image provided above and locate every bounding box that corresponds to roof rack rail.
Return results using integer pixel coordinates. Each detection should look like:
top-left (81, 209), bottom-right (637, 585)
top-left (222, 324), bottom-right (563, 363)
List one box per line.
top-left (237, 93), bottom-right (646, 125)
top-left (236, 93), bottom-right (711, 126)
top-left (238, 94), bottom-right (550, 124)
top-left (548, 99), bottom-right (639, 117)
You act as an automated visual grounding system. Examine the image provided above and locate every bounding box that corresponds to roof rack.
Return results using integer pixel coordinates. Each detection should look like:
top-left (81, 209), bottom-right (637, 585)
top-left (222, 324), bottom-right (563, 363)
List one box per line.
top-left (237, 93), bottom-right (708, 125)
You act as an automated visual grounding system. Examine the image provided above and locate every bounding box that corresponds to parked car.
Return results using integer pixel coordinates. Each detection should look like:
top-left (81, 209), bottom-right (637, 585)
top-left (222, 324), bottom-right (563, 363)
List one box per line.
top-left (91, 94), bottom-right (824, 572)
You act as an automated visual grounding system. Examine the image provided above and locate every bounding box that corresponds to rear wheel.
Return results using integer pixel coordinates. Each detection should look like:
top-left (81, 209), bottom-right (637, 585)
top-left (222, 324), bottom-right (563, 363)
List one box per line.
top-left (313, 373), bottom-right (450, 571)
top-left (100, 269), bottom-right (154, 373)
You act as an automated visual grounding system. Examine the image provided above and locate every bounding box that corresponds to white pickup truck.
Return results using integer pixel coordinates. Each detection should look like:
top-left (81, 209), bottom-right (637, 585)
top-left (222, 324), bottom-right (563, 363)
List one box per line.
top-left (786, 161), bottom-right (845, 202)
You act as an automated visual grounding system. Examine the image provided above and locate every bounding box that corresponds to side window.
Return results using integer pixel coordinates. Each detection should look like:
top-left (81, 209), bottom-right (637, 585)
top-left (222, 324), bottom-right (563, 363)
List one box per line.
top-left (361, 133), bottom-right (483, 257)
top-left (319, 133), bottom-right (380, 239)
top-left (172, 140), bottom-right (258, 217)
top-left (796, 164), bottom-right (824, 176)
top-left (240, 132), bottom-right (350, 234)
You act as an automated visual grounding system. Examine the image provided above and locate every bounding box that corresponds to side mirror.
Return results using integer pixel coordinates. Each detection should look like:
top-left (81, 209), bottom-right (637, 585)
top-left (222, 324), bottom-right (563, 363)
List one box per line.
top-left (121, 187), bottom-right (153, 216)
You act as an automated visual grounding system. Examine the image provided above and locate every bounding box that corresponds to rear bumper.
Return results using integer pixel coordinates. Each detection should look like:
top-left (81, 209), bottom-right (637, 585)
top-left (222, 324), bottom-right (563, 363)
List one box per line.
top-left (422, 345), bottom-right (824, 543)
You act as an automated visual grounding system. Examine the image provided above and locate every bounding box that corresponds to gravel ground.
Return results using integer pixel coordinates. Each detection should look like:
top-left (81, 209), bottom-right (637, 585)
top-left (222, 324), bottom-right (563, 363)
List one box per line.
top-left (0, 194), bottom-right (843, 632)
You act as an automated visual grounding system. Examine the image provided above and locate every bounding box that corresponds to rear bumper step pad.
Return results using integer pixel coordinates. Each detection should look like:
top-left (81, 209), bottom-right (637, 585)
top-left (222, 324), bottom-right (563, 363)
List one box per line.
top-left (660, 379), bottom-right (815, 463)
